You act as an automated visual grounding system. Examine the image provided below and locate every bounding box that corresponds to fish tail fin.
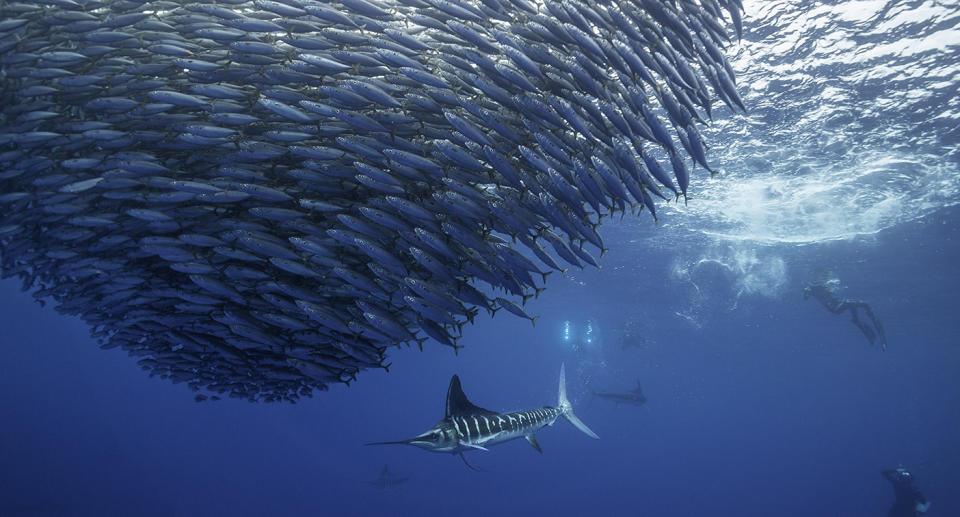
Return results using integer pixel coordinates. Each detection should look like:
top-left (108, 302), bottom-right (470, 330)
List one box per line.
top-left (557, 363), bottom-right (599, 439)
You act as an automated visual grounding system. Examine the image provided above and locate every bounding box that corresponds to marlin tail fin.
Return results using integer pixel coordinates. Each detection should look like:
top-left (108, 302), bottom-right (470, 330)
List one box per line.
top-left (558, 363), bottom-right (599, 439)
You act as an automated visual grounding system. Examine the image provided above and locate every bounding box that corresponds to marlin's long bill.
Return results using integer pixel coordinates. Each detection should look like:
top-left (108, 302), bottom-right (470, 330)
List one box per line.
top-left (365, 440), bottom-right (414, 446)
top-left (365, 363), bottom-right (598, 461)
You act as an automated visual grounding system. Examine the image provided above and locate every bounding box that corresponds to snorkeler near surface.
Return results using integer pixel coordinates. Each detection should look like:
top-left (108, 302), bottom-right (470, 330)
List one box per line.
top-left (883, 468), bottom-right (930, 516)
top-left (803, 280), bottom-right (888, 350)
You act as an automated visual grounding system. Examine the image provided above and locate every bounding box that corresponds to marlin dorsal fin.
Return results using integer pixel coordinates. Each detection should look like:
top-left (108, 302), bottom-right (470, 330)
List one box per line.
top-left (445, 375), bottom-right (495, 417)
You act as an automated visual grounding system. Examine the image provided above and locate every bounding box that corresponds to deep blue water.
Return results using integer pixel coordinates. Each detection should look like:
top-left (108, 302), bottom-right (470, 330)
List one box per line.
top-left (2, 208), bottom-right (959, 516)
top-left (3, 0), bottom-right (960, 515)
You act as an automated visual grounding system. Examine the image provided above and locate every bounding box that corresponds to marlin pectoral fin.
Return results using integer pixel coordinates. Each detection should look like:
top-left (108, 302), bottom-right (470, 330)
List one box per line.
top-left (458, 452), bottom-right (484, 472)
top-left (459, 441), bottom-right (488, 451)
top-left (525, 434), bottom-right (542, 453)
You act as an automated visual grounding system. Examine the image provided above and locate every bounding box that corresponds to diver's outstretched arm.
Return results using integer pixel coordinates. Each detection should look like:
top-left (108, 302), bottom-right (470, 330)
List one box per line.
top-left (844, 300), bottom-right (871, 312)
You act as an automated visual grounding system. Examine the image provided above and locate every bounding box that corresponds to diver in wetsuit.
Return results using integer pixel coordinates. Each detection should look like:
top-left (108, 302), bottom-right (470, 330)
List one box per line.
top-left (803, 281), bottom-right (888, 350)
top-left (883, 468), bottom-right (930, 516)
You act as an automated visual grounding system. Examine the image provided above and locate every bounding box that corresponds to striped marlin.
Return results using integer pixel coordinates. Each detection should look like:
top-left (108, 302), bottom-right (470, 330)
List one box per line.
top-left (366, 364), bottom-right (598, 465)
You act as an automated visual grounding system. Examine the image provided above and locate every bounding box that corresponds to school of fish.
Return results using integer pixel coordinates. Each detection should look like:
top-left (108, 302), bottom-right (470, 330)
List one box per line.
top-left (0, 0), bottom-right (744, 402)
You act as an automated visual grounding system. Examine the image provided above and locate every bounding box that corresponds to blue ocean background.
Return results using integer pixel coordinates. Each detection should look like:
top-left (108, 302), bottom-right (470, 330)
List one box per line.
top-left (2, 0), bottom-right (959, 515)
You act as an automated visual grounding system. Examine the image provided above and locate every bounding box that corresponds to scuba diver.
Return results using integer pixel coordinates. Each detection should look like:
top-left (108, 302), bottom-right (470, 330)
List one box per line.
top-left (882, 468), bottom-right (930, 516)
top-left (803, 279), bottom-right (888, 350)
